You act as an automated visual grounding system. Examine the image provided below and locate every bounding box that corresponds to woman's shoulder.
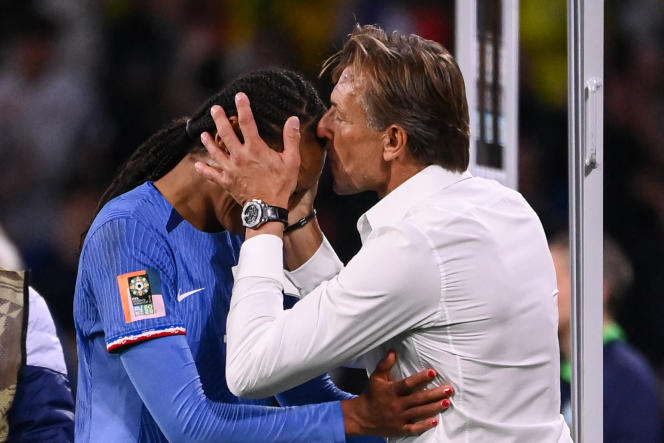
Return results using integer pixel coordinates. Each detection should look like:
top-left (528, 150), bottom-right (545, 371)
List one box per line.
top-left (85, 183), bottom-right (170, 247)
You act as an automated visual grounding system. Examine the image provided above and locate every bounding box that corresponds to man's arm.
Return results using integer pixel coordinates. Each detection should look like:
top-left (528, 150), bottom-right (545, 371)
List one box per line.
top-left (226, 225), bottom-right (440, 398)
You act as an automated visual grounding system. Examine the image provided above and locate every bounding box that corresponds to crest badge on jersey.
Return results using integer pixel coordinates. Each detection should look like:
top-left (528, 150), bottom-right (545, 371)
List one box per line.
top-left (117, 269), bottom-right (167, 323)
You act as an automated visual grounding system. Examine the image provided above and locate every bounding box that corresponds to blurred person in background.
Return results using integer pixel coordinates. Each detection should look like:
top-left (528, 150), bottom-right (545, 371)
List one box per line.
top-left (0, 9), bottom-right (107, 250)
top-left (0, 225), bottom-right (74, 442)
top-left (550, 233), bottom-right (662, 442)
top-left (0, 6), bottom-right (110, 374)
top-left (75, 68), bottom-right (451, 442)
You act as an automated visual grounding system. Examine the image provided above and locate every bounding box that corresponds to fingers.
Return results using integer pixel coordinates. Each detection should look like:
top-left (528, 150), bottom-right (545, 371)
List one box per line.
top-left (194, 161), bottom-right (230, 189)
top-left (372, 350), bottom-right (397, 380)
top-left (201, 131), bottom-right (231, 166)
top-left (401, 417), bottom-right (440, 435)
top-left (234, 93), bottom-right (260, 142)
top-left (210, 105), bottom-right (241, 156)
top-left (401, 398), bottom-right (451, 423)
top-left (282, 116), bottom-right (301, 170)
top-left (394, 367), bottom-right (437, 396)
top-left (400, 384), bottom-right (454, 409)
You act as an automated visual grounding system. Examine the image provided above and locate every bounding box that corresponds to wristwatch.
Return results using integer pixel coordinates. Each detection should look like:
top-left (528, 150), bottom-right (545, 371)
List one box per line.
top-left (241, 199), bottom-right (289, 229)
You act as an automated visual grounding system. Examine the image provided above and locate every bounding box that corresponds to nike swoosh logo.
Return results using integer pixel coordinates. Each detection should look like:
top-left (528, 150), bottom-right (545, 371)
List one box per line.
top-left (177, 288), bottom-right (205, 302)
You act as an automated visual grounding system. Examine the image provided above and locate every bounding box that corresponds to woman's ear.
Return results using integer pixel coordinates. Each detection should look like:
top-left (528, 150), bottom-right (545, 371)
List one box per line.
top-left (382, 124), bottom-right (408, 162)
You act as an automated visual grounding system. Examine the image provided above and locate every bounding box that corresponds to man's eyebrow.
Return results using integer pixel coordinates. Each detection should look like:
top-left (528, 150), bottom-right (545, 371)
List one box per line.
top-left (330, 100), bottom-right (344, 114)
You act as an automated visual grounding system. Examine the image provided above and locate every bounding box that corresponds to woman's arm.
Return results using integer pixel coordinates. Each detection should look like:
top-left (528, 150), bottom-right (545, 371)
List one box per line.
top-left (120, 334), bottom-right (347, 443)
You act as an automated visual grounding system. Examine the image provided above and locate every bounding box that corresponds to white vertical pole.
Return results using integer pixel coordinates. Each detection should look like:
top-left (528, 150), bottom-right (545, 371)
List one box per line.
top-left (567, 0), bottom-right (604, 441)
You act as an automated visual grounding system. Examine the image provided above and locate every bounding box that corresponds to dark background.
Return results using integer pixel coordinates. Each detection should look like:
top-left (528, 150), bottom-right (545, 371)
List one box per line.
top-left (0, 0), bottom-right (662, 419)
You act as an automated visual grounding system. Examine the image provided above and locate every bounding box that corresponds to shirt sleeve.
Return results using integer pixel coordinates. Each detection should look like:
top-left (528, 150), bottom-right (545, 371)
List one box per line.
top-left (120, 334), bottom-right (346, 443)
top-left (285, 236), bottom-right (344, 296)
top-left (26, 287), bottom-right (67, 374)
top-left (226, 223), bottom-right (441, 398)
top-left (81, 217), bottom-right (185, 352)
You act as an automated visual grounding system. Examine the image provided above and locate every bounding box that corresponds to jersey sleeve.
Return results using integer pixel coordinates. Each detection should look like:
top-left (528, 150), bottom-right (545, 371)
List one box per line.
top-left (81, 217), bottom-right (185, 352)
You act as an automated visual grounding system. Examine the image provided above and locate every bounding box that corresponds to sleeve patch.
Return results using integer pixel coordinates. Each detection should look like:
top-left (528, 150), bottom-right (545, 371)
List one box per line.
top-left (117, 269), bottom-right (167, 323)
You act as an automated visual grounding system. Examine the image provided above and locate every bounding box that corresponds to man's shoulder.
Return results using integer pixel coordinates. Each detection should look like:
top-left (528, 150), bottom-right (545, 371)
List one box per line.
top-left (408, 175), bottom-right (530, 225)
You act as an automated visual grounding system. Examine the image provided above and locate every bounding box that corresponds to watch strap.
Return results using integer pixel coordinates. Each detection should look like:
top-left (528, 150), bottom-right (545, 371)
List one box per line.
top-left (264, 205), bottom-right (289, 225)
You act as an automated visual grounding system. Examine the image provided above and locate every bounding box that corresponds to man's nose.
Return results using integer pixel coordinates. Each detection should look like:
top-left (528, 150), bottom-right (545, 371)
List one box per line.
top-left (317, 112), bottom-right (333, 140)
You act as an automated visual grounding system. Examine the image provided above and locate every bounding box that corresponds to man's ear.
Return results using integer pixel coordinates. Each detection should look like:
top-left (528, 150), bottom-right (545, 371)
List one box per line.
top-left (382, 124), bottom-right (408, 162)
top-left (214, 115), bottom-right (243, 147)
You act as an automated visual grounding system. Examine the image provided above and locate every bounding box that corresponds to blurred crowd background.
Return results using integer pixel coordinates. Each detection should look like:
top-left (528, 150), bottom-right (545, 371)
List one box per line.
top-left (0, 0), bottom-right (662, 426)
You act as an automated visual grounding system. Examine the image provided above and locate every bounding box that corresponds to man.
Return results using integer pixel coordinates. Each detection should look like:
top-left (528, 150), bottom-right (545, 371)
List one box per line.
top-left (197, 25), bottom-right (572, 441)
top-left (550, 233), bottom-right (662, 442)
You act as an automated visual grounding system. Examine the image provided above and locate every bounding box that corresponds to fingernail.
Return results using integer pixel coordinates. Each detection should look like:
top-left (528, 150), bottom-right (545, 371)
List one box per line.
top-left (444, 386), bottom-right (454, 396)
top-left (235, 92), bottom-right (243, 104)
top-left (441, 399), bottom-right (451, 408)
top-left (428, 370), bottom-right (436, 378)
top-left (292, 116), bottom-right (300, 130)
top-left (194, 162), bottom-right (203, 172)
top-left (432, 419), bottom-right (439, 426)
top-left (211, 105), bottom-right (221, 116)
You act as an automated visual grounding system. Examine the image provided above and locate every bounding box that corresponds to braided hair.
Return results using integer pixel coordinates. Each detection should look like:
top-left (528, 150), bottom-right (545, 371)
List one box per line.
top-left (83, 69), bottom-right (326, 246)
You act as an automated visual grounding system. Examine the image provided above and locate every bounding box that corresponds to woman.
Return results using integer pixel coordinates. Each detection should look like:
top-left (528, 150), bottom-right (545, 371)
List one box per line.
top-left (74, 69), bottom-right (449, 442)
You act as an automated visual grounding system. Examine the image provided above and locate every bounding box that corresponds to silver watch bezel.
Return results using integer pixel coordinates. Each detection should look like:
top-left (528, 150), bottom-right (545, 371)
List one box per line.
top-left (241, 199), bottom-right (266, 229)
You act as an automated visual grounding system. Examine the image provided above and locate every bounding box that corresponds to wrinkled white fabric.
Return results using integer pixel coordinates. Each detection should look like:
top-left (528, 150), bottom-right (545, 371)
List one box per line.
top-left (227, 165), bottom-right (572, 442)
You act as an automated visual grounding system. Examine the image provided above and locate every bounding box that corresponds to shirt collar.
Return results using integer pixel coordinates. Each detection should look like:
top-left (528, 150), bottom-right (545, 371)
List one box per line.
top-left (356, 165), bottom-right (473, 242)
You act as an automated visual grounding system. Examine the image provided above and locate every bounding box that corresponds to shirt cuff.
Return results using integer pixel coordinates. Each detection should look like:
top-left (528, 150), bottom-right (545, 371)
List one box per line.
top-left (285, 236), bottom-right (343, 295)
top-left (236, 234), bottom-right (284, 283)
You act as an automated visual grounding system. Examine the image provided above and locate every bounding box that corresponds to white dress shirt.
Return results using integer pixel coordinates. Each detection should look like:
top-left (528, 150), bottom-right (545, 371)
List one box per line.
top-left (227, 165), bottom-right (572, 442)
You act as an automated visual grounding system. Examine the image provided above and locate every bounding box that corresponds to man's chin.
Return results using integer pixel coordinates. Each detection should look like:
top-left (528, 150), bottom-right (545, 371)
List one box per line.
top-left (332, 180), bottom-right (358, 196)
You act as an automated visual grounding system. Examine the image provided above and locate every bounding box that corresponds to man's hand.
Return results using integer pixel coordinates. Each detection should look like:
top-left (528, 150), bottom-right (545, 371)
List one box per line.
top-left (194, 92), bottom-right (301, 209)
top-left (342, 351), bottom-right (454, 437)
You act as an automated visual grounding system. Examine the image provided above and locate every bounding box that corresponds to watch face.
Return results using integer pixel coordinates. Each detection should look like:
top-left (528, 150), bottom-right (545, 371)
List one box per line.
top-left (242, 201), bottom-right (262, 228)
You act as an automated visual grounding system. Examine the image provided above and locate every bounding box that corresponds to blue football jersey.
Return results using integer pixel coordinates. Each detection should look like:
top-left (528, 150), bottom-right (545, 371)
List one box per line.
top-left (74, 182), bottom-right (347, 442)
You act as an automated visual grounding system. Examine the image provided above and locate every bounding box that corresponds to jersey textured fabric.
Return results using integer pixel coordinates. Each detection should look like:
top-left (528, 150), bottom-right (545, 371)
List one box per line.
top-left (227, 166), bottom-right (572, 442)
top-left (120, 334), bottom-right (353, 442)
top-left (74, 182), bottom-right (351, 442)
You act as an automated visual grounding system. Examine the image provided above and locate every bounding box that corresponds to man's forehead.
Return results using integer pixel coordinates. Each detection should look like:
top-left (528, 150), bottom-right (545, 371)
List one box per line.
top-left (333, 66), bottom-right (361, 97)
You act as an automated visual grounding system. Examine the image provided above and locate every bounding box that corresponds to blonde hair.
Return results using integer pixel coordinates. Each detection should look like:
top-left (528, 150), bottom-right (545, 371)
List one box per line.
top-left (321, 24), bottom-right (470, 171)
